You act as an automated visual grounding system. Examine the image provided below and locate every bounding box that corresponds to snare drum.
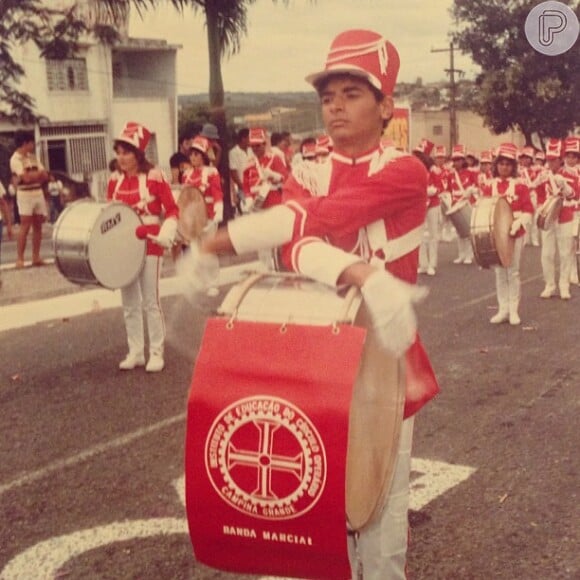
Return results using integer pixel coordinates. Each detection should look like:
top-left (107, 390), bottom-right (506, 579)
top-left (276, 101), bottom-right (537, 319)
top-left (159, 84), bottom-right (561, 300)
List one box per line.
top-left (217, 272), bottom-right (405, 531)
top-left (53, 200), bottom-right (145, 289)
top-left (470, 196), bottom-right (514, 269)
top-left (445, 200), bottom-right (472, 238)
top-left (536, 196), bottom-right (562, 231)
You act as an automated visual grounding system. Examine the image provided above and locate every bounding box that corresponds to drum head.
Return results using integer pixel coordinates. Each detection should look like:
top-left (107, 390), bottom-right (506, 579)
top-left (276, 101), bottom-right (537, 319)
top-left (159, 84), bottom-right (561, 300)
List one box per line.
top-left (493, 197), bottom-right (515, 268)
top-left (88, 203), bottom-right (145, 289)
top-left (177, 186), bottom-right (208, 243)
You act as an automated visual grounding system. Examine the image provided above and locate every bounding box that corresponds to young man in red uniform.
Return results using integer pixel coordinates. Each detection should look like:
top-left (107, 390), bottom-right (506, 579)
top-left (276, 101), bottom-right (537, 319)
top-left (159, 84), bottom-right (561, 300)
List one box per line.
top-left (242, 128), bottom-right (289, 211)
top-left (535, 139), bottom-right (578, 299)
top-left (447, 144), bottom-right (478, 264)
top-left (182, 29), bottom-right (439, 578)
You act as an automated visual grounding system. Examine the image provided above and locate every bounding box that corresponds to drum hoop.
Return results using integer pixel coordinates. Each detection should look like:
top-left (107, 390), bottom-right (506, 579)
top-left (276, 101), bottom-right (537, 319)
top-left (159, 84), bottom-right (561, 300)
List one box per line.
top-left (219, 272), bottom-right (361, 329)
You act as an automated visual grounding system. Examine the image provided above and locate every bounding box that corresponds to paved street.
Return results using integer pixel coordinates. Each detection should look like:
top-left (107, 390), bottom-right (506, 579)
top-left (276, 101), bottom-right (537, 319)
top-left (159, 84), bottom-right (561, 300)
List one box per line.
top-left (0, 240), bottom-right (578, 579)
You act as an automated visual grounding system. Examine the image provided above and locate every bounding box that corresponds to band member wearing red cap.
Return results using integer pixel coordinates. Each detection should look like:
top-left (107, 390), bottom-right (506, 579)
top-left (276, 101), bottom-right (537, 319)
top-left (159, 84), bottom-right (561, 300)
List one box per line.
top-left (562, 137), bottom-right (580, 285)
top-left (107, 122), bottom-right (179, 372)
top-left (182, 29), bottom-right (439, 578)
top-left (447, 145), bottom-right (478, 264)
top-left (242, 128), bottom-right (289, 211)
top-left (534, 138), bottom-right (578, 299)
top-left (414, 140), bottom-right (440, 275)
top-left (184, 136), bottom-right (224, 227)
top-left (481, 143), bottom-right (534, 325)
top-left (518, 147), bottom-right (541, 246)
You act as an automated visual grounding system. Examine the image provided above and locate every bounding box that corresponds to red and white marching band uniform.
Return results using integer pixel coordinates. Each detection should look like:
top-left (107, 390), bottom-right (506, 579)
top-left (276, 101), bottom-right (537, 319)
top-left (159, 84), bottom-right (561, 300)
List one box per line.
top-left (183, 136), bottom-right (224, 225)
top-left (107, 122), bottom-right (179, 371)
top-left (481, 143), bottom-right (534, 325)
top-left (517, 147), bottom-right (542, 246)
top-left (415, 139), bottom-right (441, 275)
top-left (448, 144), bottom-right (478, 263)
top-left (222, 30), bottom-right (439, 579)
top-left (562, 136), bottom-right (580, 284)
top-left (535, 138), bottom-right (579, 299)
top-left (242, 128), bottom-right (289, 211)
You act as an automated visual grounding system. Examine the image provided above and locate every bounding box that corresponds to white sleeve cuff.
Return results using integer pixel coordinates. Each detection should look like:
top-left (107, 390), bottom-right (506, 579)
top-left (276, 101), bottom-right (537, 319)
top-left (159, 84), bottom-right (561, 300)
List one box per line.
top-left (228, 205), bottom-right (295, 255)
top-left (291, 238), bottom-right (364, 287)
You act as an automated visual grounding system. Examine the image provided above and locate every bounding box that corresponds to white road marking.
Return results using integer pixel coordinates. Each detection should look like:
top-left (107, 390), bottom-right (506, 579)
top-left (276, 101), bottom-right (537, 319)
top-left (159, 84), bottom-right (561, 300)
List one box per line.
top-left (0, 414), bottom-right (186, 498)
top-left (0, 260), bottom-right (264, 333)
top-left (1, 459), bottom-right (477, 579)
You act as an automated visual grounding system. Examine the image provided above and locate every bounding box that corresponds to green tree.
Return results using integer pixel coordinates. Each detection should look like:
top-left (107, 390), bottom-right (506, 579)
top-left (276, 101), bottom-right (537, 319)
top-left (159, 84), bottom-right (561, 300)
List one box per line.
top-left (452, 0), bottom-right (580, 145)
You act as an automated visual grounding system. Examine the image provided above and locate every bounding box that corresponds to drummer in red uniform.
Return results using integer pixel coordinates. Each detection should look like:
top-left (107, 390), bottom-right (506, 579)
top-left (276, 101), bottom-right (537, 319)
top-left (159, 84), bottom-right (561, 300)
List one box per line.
top-left (107, 122), bottom-right (179, 372)
top-left (447, 144), bottom-right (478, 264)
top-left (184, 29), bottom-right (439, 578)
top-left (535, 138), bottom-right (578, 299)
top-left (480, 143), bottom-right (534, 325)
top-left (562, 136), bottom-right (580, 285)
top-left (415, 139), bottom-right (440, 276)
top-left (242, 128), bottom-right (289, 211)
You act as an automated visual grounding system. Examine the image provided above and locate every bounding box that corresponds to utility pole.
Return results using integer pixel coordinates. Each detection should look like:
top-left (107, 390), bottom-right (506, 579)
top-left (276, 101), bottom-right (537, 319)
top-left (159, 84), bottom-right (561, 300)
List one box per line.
top-left (431, 43), bottom-right (462, 151)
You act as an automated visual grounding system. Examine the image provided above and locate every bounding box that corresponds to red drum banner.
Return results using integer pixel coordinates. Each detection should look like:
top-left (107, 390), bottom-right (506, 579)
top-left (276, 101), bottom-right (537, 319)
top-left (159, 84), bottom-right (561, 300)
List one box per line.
top-left (185, 317), bottom-right (366, 579)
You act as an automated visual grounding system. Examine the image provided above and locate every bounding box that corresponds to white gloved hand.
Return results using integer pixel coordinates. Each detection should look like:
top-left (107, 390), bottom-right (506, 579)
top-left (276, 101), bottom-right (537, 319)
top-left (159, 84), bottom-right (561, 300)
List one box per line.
top-left (148, 218), bottom-right (177, 248)
top-left (263, 168), bottom-right (283, 182)
top-left (175, 243), bottom-right (220, 299)
top-left (361, 270), bottom-right (428, 358)
top-left (240, 196), bottom-right (254, 214)
top-left (427, 185), bottom-right (438, 197)
top-left (553, 174), bottom-right (573, 197)
top-left (510, 217), bottom-right (523, 236)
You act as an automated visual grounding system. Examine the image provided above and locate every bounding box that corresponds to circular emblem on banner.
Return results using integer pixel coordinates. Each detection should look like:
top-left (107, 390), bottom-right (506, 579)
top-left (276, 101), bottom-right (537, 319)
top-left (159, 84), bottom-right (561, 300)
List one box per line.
top-left (205, 395), bottom-right (327, 520)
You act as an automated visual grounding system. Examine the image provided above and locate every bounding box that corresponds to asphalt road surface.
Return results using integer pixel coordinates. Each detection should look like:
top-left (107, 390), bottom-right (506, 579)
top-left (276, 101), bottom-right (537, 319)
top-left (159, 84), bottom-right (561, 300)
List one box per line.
top-left (0, 242), bottom-right (578, 580)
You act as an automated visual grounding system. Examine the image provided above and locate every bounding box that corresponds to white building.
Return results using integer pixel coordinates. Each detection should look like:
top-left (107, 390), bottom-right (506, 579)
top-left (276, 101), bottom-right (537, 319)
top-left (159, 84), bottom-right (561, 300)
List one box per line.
top-left (0, 1), bottom-right (179, 197)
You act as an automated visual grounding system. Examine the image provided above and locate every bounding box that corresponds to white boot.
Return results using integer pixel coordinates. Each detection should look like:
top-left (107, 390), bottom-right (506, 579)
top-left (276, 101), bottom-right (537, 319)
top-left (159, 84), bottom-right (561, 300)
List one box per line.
top-left (540, 285), bottom-right (556, 298)
top-left (490, 311), bottom-right (509, 324)
top-left (146, 353), bottom-right (165, 372)
top-left (119, 353), bottom-right (145, 370)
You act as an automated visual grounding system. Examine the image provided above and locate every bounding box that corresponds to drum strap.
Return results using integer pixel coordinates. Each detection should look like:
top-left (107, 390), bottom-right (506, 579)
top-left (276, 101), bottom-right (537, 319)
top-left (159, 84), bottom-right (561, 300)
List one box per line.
top-left (366, 220), bottom-right (424, 266)
top-left (112, 173), bottom-right (154, 213)
top-left (453, 169), bottom-right (465, 193)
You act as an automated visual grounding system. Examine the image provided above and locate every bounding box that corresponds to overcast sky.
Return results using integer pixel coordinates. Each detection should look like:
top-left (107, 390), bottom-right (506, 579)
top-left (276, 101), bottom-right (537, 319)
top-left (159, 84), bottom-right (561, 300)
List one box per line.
top-left (129, 0), bottom-right (479, 94)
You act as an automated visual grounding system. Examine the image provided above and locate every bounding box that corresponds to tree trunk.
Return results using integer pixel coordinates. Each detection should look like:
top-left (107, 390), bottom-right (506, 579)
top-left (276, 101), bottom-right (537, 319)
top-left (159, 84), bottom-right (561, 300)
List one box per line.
top-left (205, 3), bottom-right (233, 222)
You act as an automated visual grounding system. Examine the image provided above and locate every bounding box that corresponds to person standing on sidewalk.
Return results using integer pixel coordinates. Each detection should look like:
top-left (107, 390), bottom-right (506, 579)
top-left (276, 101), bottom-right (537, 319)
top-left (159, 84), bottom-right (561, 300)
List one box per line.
top-left (10, 130), bottom-right (49, 268)
top-left (0, 180), bottom-right (14, 287)
top-left (107, 122), bottom-right (179, 373)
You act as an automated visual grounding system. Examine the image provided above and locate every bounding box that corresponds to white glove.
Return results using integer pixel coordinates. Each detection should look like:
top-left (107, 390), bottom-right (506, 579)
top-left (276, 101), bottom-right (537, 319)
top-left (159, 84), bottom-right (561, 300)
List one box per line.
top-left (213, 201), bottom-right (224, 224)
top-left (427, 185), bottom-right (438, 197)
top-left (148, 218), bottom-right (177, 248)
top-left (361, 270), bottom-right (428, 358)
top-left (240, 196), bottom-right (254, 214)
top-left (263, 168), bottom-right (283, 183)
top-left (510, 217), bottom-right (523, 236)
top-left (553, 174), bottom-right (573, 197)
top-left (176, 243), bottom-right (220, 299)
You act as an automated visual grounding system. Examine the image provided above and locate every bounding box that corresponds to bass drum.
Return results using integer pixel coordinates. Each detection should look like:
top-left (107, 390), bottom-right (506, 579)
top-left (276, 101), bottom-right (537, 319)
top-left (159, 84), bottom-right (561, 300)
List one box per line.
top-left (53, 200), bottom-right (145, 289)
top-left (536, 196), bottom-right (562, 231)
top-left (445, 200), bottom-right (472, 238)
top-left (217, 272), bottom-right (406, 531)
top-left (470, 196), bottom-right (514, 269)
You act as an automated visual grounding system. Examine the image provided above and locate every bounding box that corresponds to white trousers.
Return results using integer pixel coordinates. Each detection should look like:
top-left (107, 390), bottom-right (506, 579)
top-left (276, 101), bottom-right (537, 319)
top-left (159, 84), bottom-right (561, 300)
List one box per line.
top-left (456, 237), bottom-right (473, 261)
top-left (493, 237), bottom-right (524, 315)
top-left (348, 417), bottom-right (414, 580)
top-left (541, 221), bottom-right (575, 292)
top-left (418, 206), bottom-right (441, 270)
top-left (120, 256), bottom-right (165, 357)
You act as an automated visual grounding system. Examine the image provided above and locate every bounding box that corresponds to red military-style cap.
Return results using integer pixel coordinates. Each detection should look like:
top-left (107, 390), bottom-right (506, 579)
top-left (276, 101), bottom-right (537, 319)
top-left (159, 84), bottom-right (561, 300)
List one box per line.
top-left (115, 121), bottom-right (151, 152)
top-left (545, 138), bottom-right (562, 160)
top-left (249, 128), bottom-right (267, 145)
top-left (433, 145), bottom-right (447, 158)
top-left (413, 138), bottom-right (435, 157)
top-left (518, 146), bottom-right (535, 159)
top-left (563, 136), bottom-right (580, 155)
top-left (451, 144), bottom-right (466, 159)
top-left (306, 29), bottom-right (400, 96)
top-left (496, 143), bottom-right (518, 161)
top-left (190, 135), bottom-right (211, 156)
top-left (480, 150), bottom-right (493, 163)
